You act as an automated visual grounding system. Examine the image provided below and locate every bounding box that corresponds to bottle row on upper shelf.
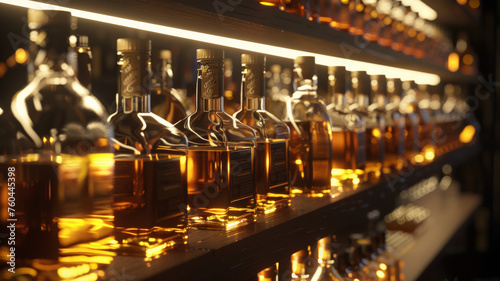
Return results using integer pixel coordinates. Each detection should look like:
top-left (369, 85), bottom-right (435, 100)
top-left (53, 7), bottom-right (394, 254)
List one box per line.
top-left (0, 8), bottom-right (479, 269)
top-left (255, 0), bottom-right (478, 75)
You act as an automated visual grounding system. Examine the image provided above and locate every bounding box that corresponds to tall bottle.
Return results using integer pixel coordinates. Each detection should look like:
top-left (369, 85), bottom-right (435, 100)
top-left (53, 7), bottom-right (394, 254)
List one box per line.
top-left (364, 75), bottom-right (386, 182)
top-left (311, 236), bottom-right (344, 281)
top-left (175, 49), bottom-right (257, 230)
top-left (234, 54), bottom-right (290, 213)
top-left (285, 56), bottom-right (333, 195)
top-left (400, 81), bottom-right (420, 165)
top-left (383, 78), bottom-right (406, 174)
top-left (151, 50), bottom-right (188, 124)
top-left (10, 10), bottom-right (114, 260)
top-left (326, 66), bottom-right (365, 193)
top-left (73, 35), bottom-right (92, 90)
top-left (415, 84), bottom-right (436, 163)
top-left (291, 249), bottom-right (311, 281)
top-left (108, 38), bottom-right (188, 254)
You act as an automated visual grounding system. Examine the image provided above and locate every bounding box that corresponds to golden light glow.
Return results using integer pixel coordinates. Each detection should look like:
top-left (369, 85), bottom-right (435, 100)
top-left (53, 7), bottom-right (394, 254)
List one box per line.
top-left (469, 0), bottom-right (480, 9)
top-left (414, 154), bottom-right (424, 163)
top-left (15, 48), bottom-right (29, 64)
top-left (259, 1), bottom-right (276, 6)
top-left (447, 52), bottom-right (460, 72)
top-left (459, 125), bottom-right (475, 143)
top-left (372, 128), bottom-right (381, 138)
top-left (424, 146), bottom-right (435, 161)
top-left (380, 263), bottom-right (387, 270)
top-left (353, 178), bottom-right (360, 185)
top-left (0, 0), bottom-right (441, 85)
top-left (456, 0), bottom-right (467, 5)
top-left (463, 54), bottom-right (473, 65)
top-left (58, 264), bottom-right (91, 279)
top-left (295, 159), bottom-right (302, 165)
top-left (376, 270), bottom-right (385, 278)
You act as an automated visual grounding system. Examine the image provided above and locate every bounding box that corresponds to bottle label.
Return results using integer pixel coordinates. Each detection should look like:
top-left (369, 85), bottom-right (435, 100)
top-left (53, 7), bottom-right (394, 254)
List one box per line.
top-left (121, 53), bottom-right (149, 97)
top-left (113, 157), bottom-right (184, 224)
top-left (200, 61), bottom-right (223, 99)
top-left (229, 149), bottom-right (253, 201)
top-left (356, 130), bottom-right (366, 167)
top-left (269, 141), bottom-right (289, 188)
top-left (244, 66), bottom-right (264, 98)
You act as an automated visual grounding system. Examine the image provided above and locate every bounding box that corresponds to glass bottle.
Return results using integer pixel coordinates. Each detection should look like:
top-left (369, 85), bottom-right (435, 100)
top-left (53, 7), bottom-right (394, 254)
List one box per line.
top-left (311, 237), bottom-right (344, 281)
top-left (344, 247), bottom-right (372, 280)
top-left (108, 38), bottom-right (188, 254)
top-left (360, 74), bottom-right (385, 183)
top-left (349, 0), bottom-right (366, 36)
top-left (223, 57), bottom-right (239, 115)
top-left (10, 10), bottom-right (114, 260)
top-left (363, 0), bottom-right (380, 42)
top-left (285, 56), bottom-right (333, 196)
top-left (257, 264), bottom-right (278, 281)
top-left (383, 78), bottom-right (405, 174)
top-left (326, 66), bottom-right (365, 194)
top-left (284, 0), bottom-right (309, 19)
top-left (291, 249), bottom-right (311, 281)
top-left (376, 0), bottom-right (393, 47)
top-left (266, 64), bottom-right (290, 120)
top-left (389, 1), bottom-right (406, 52)
top-left (174, 49), bottom-right (257, 230)
top-left (234, 54), bottom-right (290, 214)
top-left (373, 227), bottom-right (402, 281)
top-left (415, 83), bottom-right (436, 164)
top-left (72, 35), bottom-right (92, 90)
top-left (400, 81), bottom-right (420, 165)
top-left (331, 0), bottom-right (351, 30)
top-left (151, 50), bottom-right (188, 124)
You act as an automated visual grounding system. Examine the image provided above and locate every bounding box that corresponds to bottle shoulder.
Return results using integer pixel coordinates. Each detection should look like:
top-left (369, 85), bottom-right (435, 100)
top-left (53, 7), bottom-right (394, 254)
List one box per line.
top-left (109, 111), bottom-right (188, 154)
top-left (11, 73), bottom-right (112, 149)
top-left (286, 93), bottom-right (332, 124)
top-left (174, 110), bottom-right (256, 148)
top-left (234, 109), bottom-right (290, 140)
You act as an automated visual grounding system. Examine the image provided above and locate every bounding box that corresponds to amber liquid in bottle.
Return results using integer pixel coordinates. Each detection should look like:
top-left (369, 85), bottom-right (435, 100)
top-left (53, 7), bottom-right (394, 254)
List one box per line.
top-left (288, 120), bottom-right (333, 193)
top-left (235, 54), bottom-right (290, 213)
top-left (175, 49), bottom-right (256, 230)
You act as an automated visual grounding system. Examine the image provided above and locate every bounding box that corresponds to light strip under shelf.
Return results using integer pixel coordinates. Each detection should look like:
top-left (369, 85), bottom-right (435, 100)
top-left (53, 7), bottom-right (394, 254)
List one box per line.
top-left (0, 0), bottom-right (440, 85)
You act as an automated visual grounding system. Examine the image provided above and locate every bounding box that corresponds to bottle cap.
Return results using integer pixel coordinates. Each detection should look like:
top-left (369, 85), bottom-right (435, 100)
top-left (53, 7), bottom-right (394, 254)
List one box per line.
top-left (241, 53), bottom-right (265, 65)
top-left (371, 75), bottom-right (387, 96)
top-left (76, 35), bottom-right (89, 47)
top-left (197, 49), bottom-right (224, 60)
top-left (160, 50), bottom-right (172, 60)
top-left (294, 56), bottom-right (316, 79)
top-left (117, 38), bottom-right (150, 52)
top-left (328, 66), bottom-right (346, 94)
top-left (352, 71), bottom-right (370, 96)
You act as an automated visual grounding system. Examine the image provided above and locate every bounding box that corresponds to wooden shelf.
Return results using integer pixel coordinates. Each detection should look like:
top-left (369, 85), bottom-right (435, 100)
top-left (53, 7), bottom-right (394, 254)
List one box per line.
top-left (94, 144), bottom-right (480, 281)
top-left (395, 192), bottom-right (481, 281)
top-left (19, 0), bottom-right (476, 83)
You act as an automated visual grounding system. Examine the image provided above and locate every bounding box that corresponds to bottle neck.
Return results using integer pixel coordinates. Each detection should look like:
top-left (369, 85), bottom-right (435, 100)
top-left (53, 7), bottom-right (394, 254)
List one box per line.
top-left (196, 59), bottom-right (224, 112)
top-left (161, 59), bottom-right (173, 92)
top-left (118, 51), bottom-right (151, 113)
top-left (241, 63), bottom-right (265, 111)
top-left (31, 28), bottom-right (72, 72)
top-left (76, 47), bottom-right (92, 90)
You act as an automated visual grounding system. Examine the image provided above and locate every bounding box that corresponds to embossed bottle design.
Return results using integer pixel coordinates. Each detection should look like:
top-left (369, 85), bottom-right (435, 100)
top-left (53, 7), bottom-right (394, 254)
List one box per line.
top-left (235, 53), bottom-right (290, 213)
top-left (175, 49), bottom-right (257, 230)
top-left (108, 38), bottom-right (188, 254)
top-left (285, 56), bottom-right (333, 195)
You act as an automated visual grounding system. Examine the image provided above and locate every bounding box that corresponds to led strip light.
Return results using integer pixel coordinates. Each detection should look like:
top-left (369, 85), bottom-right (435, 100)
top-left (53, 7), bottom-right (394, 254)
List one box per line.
top-left (0, 0), bottom-right (440, 85)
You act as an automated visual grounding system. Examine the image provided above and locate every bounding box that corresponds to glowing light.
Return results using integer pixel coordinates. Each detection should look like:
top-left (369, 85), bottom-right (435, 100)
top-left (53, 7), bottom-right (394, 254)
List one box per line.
top-left (295, 159), bottom-right (303, 165)
top-left (469, 0), bottom-right (480, 9)
top-left (259, 1), bottom-right (276, 6)
top-left (380, 263), bottom-right (387, 270)
top-left (15, 48), bottom-right (29, 64)
top-left (0, 0), bottom-right (440, 85)
top-left (372, 128), bottom-right (381, 138)
top-left (459, 125), bottom-right (475, 143)
top-left (58, 264), bottom-right (91, 279)
top-left (414, 154), bottom-right (424, 163)
top-left (353, 178), bottom-right (360, 185)
top-left (403, 0), bottom-right (437, 20)
top-left (424, 146), bottom-right (435, 161)
top-left (376, 270), bottom-right (386, 278)
top-left (456, 0), bottom-right (467, 5)
top-left (463, 54), bottom-right (473, 65)
top-left (447, 52), bottom-right (460, 72)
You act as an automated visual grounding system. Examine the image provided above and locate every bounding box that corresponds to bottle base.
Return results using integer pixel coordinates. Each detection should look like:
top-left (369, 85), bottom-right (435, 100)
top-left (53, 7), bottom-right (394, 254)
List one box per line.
top-left (188, 209), bottom-right (255, 230)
